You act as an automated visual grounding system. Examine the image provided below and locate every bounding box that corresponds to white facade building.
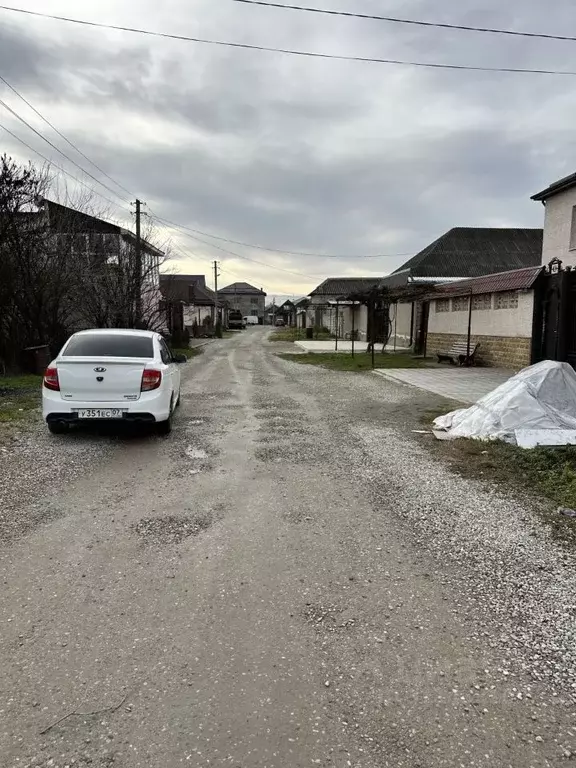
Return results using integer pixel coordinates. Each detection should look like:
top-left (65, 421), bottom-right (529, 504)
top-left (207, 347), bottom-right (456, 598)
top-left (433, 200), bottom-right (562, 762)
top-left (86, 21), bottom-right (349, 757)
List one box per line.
top-left (532, 172), bottom-right (576, 267)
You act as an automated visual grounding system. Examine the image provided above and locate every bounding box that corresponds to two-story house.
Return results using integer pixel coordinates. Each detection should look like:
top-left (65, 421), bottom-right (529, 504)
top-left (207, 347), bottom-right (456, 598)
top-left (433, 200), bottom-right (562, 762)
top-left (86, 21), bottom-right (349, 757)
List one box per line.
top-left (41, 199), bottom-right (164, 330)
top-left (218, 282), bottom-right (266, 322)
top-left (531, 172), bottom-right (576, 266)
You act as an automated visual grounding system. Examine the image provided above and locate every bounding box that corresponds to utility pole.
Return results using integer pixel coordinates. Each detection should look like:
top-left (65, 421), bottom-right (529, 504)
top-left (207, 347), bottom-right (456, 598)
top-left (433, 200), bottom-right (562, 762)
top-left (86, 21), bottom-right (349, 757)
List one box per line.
top-left (213, 260), bottom-right (220, 325)
top-left (134, 199), bottom-right (142, 327)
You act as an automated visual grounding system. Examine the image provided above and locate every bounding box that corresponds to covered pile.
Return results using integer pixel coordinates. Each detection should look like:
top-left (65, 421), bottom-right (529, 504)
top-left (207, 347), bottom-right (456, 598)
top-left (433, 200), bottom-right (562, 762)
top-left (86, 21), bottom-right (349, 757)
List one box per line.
top-left (433, 361), bottom-right (576, 446)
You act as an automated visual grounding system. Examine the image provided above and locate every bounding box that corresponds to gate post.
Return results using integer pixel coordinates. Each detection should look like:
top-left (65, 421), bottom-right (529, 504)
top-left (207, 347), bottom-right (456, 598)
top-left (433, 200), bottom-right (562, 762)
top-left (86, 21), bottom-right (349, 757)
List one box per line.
top-left (531, 270), bottom-right (545, 364)
top-left (557, 267), bottom-right (570, 363)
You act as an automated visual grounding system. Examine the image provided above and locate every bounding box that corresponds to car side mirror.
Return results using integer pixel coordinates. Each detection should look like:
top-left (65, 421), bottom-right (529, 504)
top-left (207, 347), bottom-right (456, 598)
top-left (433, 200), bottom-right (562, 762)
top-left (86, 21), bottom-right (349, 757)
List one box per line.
top-left (173, 353), bottom-right (188, 363)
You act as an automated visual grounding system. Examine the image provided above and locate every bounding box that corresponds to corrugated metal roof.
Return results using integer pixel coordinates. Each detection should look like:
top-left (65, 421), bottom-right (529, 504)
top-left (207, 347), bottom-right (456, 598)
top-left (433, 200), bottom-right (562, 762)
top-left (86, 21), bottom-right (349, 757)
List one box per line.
top-left (432, 266), bottom-right (543, 298)
top-left (393, 227), bottom-right (543, 279)
top-left (309, 277), bottom-right (381, 297)
top-left (160, 275), bottom-right (204, 303)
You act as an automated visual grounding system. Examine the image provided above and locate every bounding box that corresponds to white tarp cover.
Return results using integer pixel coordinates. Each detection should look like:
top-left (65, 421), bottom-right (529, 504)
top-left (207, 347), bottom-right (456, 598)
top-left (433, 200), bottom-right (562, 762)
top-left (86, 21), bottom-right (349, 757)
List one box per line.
top-left (433, 360), bottom-right (576, 445)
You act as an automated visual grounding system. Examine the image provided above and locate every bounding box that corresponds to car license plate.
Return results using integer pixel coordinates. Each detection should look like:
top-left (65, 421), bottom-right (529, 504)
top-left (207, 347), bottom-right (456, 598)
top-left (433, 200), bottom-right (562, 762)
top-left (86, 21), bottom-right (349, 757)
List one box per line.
top-left (76, 409), bottom-right (124, 419)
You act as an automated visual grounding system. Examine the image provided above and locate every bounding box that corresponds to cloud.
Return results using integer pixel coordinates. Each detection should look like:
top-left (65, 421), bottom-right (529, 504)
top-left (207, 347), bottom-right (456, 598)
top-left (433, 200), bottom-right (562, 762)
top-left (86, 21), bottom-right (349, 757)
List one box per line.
top-left (0, 0), bottom-right (574, 294)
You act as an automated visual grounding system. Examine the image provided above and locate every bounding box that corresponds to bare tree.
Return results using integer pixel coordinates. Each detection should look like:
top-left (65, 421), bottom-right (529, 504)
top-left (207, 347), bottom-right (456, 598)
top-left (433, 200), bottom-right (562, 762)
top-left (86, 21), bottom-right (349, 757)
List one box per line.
top-left (0, 155), bottom-right (76, 371)
top-left (69, 213), bottom-right (171, 331)
top-left (0, 155), bottom-right (173, 373)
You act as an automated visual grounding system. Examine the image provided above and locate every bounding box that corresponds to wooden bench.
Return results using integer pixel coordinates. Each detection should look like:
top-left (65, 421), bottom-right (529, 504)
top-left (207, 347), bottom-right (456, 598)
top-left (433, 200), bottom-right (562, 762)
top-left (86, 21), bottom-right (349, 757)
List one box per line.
top-left (437, 341), bottom-right (479, 366)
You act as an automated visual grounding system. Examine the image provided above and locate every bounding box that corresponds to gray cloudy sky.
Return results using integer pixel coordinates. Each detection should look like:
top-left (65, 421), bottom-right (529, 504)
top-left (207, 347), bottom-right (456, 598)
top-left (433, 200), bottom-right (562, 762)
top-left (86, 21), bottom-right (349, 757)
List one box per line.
top-left (1, 0), bottom-right (575, 297)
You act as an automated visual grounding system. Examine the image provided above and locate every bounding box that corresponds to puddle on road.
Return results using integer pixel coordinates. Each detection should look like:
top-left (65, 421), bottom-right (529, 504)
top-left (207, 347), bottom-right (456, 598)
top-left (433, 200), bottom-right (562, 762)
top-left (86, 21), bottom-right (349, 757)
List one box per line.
top-left (185, 446), bottom-right (208, 460)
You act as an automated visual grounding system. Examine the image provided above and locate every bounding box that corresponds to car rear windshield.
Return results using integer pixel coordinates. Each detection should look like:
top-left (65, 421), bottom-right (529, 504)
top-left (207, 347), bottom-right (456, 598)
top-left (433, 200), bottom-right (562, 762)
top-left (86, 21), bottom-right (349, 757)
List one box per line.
top-left (63, 335), bottom-right (154, 358)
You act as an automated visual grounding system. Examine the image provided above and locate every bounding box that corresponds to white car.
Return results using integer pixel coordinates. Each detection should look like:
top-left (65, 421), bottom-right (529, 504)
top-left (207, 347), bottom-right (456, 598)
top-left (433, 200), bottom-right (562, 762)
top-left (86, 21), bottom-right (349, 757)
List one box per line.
top-left (243, 316), bottom-right (259, 326)
top-left (42, 329), bottom-right (185, 435)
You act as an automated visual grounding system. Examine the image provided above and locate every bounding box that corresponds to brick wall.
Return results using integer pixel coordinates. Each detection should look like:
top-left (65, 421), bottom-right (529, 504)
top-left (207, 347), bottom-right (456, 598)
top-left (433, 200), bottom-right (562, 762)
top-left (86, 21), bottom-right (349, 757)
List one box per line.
top-left (426, 333), bottom-right (531, 369)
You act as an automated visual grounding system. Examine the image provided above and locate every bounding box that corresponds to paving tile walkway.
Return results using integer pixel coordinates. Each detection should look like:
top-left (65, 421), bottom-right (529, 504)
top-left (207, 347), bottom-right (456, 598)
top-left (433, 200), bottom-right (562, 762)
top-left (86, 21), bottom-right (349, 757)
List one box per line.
top-left (294, 340), bottom-right (411, 353)
top-left (373, 367), bottom-right (514, 404)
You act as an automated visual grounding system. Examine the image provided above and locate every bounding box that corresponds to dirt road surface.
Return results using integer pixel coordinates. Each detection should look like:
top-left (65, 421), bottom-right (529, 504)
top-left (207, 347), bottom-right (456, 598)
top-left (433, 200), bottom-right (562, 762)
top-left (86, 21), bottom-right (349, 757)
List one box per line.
top-left (2, 329), bottom-right (576, 768)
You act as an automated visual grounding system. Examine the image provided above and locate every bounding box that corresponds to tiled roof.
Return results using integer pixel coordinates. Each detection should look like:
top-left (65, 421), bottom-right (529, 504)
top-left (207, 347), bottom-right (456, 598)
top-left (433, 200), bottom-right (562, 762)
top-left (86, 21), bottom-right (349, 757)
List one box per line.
top-left (160, 274), bottom-right (205, 303)
top-left (394, 227), bottom-right (543, 279)
top-left (193, 283), bottom-right (219, 306)
top-left (432, 266), bottom-right (543, 298)
top-left (219, 282), bottom-right (266, 295)
top-left (309, 277), bottom-right (381, 298)
top-left (532, 172), bottom-right (576, 202)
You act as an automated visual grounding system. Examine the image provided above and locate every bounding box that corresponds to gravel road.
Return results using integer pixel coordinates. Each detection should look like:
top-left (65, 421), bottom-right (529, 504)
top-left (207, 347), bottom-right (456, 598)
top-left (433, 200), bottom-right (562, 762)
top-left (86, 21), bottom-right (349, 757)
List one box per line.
top-left (2, 328), bottom-right (576, 768)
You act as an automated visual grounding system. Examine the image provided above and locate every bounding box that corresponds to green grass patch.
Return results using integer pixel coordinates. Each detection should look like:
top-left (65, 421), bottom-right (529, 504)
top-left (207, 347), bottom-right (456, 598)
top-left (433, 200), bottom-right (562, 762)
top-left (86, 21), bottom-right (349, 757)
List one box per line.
top-left (277, 352), bottom-right (427, 372)
top-left (269, 328), bottom-right (331, 343)
top-left (461, 441), bottom-right (576, 510)
top-left (0, 374), bottom-right (42, 423)
top-left (173, 346), bottom-right (203, 360)
top-left (430, 436), bottom-right (576, 544)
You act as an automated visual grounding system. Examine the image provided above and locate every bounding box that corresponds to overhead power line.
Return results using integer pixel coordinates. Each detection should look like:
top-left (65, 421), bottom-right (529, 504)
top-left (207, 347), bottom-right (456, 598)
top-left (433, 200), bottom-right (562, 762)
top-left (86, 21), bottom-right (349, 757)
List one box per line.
top-left (0, 74), bottom-right (135, 199)
top-left (234, 0), bottom-right (576, 43)
top-left (1, 5), bottom-right (576, 76)
top-left (146, 216), bottom-right (409, 259)
top-left (0, 120), bottom-right (131, 213)
top-left (0, 75), bottom-right (399, 264)
top-left (150, 212), bottom-right (321, 280)
top-left (0, 97), bottom-right (132, 205)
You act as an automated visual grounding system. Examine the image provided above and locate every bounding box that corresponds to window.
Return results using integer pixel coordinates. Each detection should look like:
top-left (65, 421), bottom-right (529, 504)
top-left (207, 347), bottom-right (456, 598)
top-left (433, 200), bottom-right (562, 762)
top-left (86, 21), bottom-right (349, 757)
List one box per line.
top-left (250, 310), bottom-right (258, 316)
top-left (495, 291), bottom-right (519, 310)
top-left (159, 339), bottom-right (172, 364)
top-left (452, 296), bottom-right (469, 312)
top-left (436, 298), bottom-right (450, 313)
top-left (472, 293), bottom-right (492, 311)
top-left (63, 334), bottom-right (154, 358)
top-left (250, 298), bottom-right (259, 305)
top-left (571, 206), bottom-right (576, 250)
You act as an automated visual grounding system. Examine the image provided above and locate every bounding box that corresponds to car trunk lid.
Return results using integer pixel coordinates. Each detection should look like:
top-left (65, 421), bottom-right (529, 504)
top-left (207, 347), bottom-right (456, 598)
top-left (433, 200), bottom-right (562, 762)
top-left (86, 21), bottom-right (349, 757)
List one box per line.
top-left (57, 358), bottom-right (149, 402)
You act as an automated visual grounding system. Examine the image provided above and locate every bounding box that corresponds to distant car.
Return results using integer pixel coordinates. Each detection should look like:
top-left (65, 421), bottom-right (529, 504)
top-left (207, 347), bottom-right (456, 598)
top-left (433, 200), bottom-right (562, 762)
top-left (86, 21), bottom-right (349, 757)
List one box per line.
top-left (275, 318), bottom-right (285, 327)
top-left (243, 316), bottom-right (259, 326)
top-left (228, 310), bottom-right (244, 330)
top-left (42, 329), bottom-right (186, 436)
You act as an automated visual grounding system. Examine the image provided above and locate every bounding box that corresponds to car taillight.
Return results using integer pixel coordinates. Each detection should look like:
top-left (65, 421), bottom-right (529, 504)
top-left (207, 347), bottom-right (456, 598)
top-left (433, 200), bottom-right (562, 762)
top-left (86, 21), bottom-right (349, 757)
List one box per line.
top-left (43, 367), bottom-right (60, 391)
top-left (141, 369), bottom-right (162, 392)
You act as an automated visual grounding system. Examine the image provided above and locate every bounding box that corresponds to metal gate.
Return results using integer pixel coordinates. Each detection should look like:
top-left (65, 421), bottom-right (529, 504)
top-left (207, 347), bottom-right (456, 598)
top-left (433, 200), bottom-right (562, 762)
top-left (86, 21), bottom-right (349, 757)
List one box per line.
top-left (533, 259), bottom-right (576, 368)
top-left (367, 297), bottom-right (391, 346)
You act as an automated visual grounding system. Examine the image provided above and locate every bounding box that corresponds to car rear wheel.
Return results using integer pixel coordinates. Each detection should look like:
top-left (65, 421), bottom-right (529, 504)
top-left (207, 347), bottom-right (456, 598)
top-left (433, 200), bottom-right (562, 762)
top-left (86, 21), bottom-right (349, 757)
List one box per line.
top-left (156, 415), bottom-right (172, 435)
top-left (156, 396), bottom-right (174, 435)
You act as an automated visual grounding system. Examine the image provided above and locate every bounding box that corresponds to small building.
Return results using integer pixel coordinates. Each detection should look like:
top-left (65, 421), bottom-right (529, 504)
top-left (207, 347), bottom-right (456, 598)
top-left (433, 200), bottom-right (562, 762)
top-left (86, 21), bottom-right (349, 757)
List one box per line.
top-left (307, 277), bottom-right (381, 338)
top-left (426, 266), bottom-right (542, 368)
top-left (381, 227), bottom-right (543, 352)
top-left (159, 274), bottom-right (221, 335)
top-left (264, 303), bottom-right (277, 325)
top-left (276, 299), bottom-right (296, 327)
top-left (294, 297), bottom-right (310, 328)
top-left (219, 282), bottom-right (267, 322)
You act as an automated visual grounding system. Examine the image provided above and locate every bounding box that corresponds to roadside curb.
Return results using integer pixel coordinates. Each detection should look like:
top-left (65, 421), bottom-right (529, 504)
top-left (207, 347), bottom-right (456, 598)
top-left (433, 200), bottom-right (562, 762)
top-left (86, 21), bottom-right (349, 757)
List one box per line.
top-left (189, 340), bottom-right (216, 351)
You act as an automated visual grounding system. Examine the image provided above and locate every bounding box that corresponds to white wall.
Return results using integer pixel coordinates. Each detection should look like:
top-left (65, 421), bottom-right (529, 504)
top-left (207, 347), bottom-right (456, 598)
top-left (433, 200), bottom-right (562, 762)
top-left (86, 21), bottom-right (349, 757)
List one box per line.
top-left (428, 291), bottom-right (534, 338)
top-left (540, 186), bottom-right (576, 267)
top-left (390, 302), bottom-right (413, 347)
top-left (357, 305), bottom-right (368, 338)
